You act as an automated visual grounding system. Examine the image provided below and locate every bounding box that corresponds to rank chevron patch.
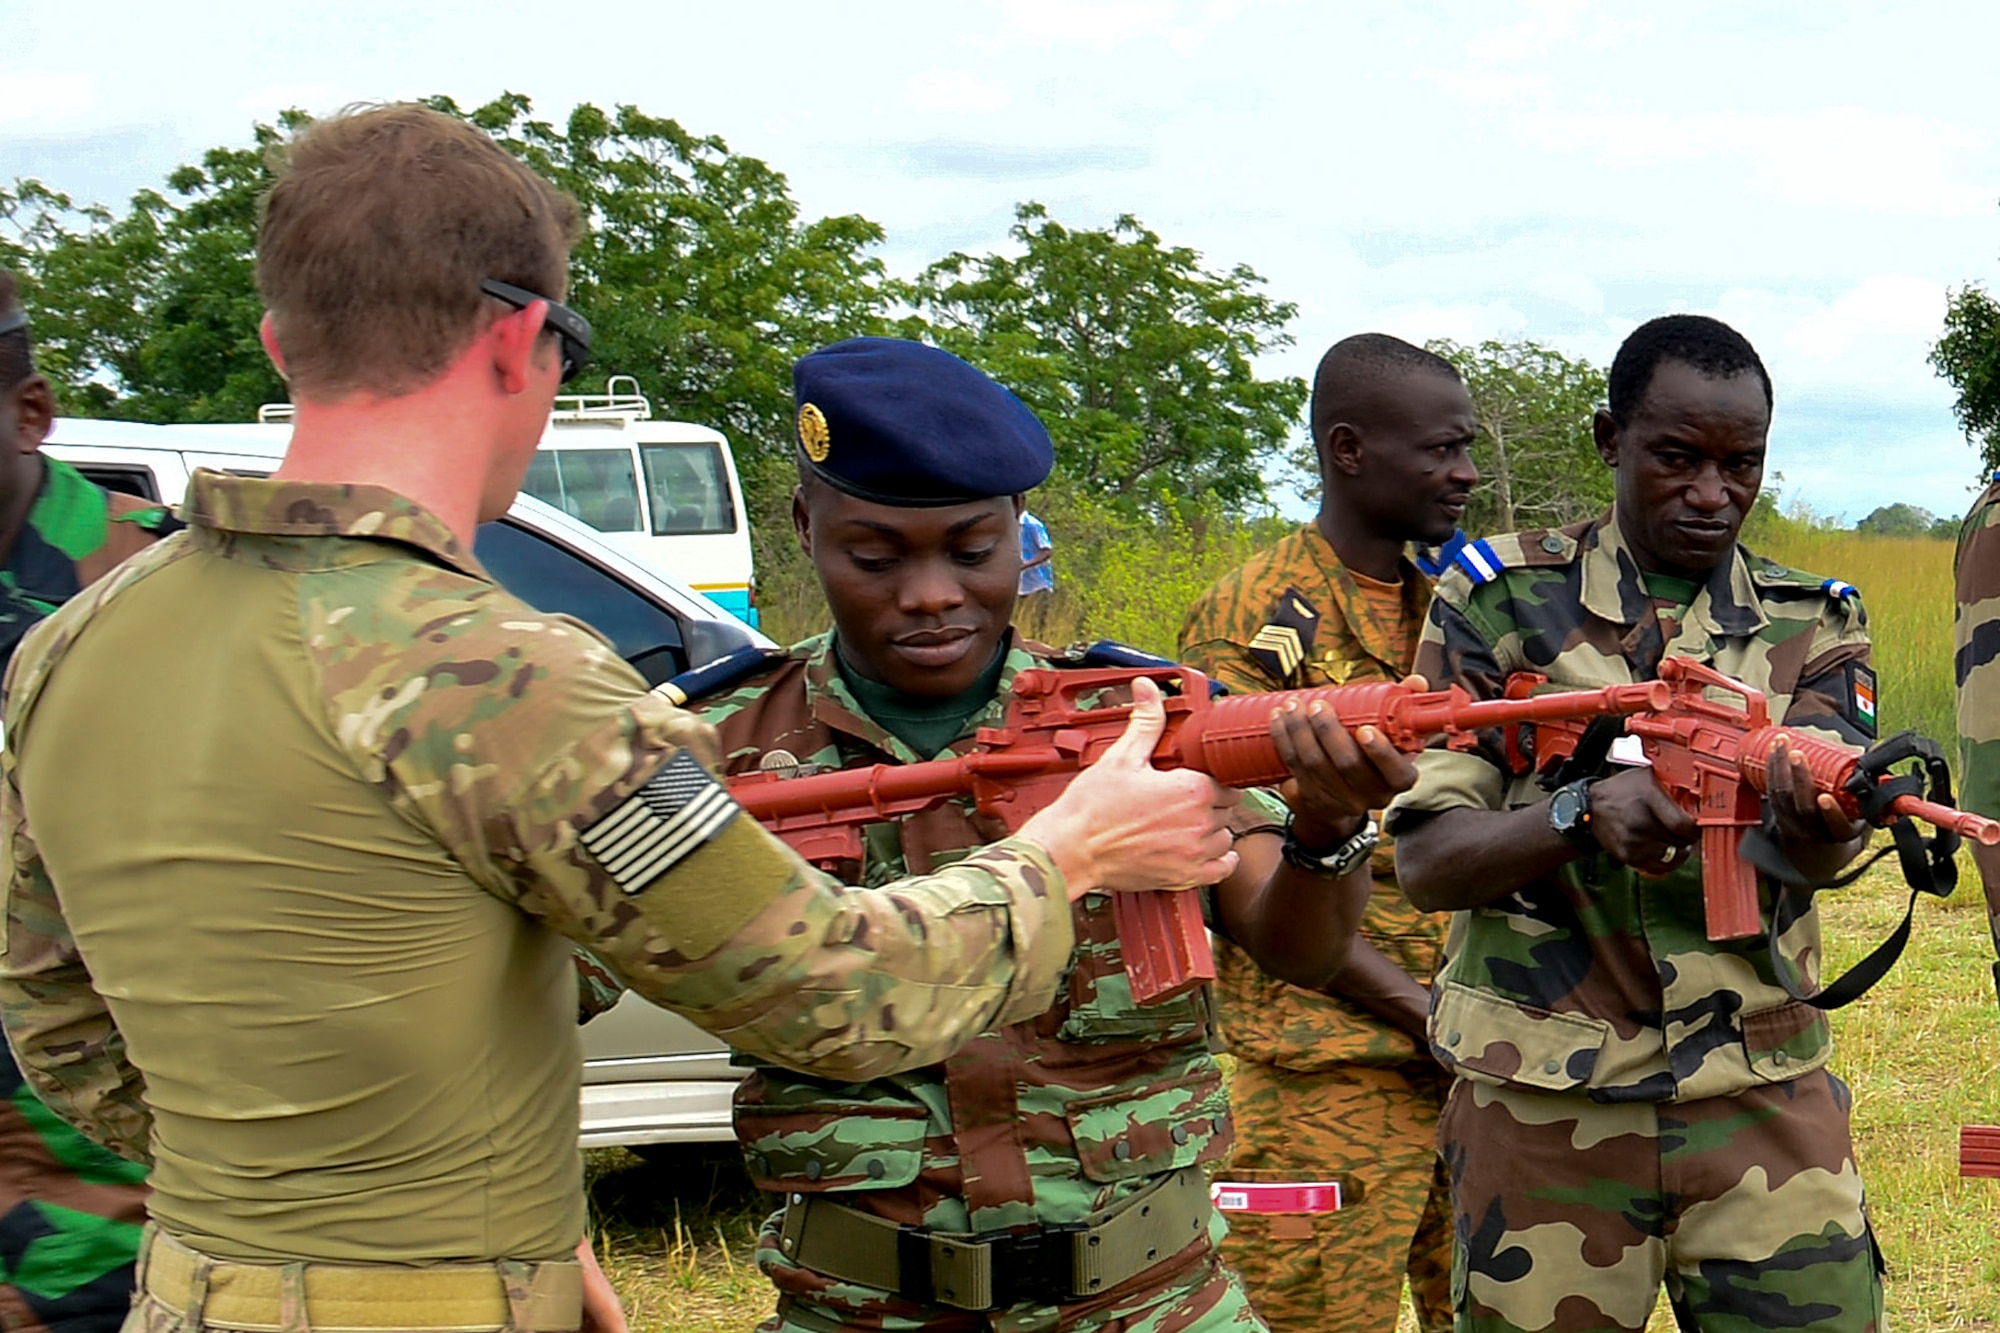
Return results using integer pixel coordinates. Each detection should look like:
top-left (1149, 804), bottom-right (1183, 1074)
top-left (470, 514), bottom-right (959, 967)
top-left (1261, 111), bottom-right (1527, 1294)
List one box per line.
top-left (580, 749), bottom-right (738, 894)
top-left (1249, 623), bottom-right (1305, 677)
top-left (1247, 584), bottom-right (1320, 683)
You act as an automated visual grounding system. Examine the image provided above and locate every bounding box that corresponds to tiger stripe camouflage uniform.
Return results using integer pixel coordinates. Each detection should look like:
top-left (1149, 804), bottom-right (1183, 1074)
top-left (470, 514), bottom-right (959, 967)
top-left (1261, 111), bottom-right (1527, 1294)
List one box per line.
top-left (0, 454), bottom-right (177, 1333)
top-left (1383, 509), bottom-right (1884, 1332)
top-left (1178, 522), bottom-right (1452, 1333)
top-left (0, 473), bottom-right (1080, 1325)
top-left (692, 631), bottom-right (1281, 1333)
top-left (1953, 479), bottom-right (2000, 957)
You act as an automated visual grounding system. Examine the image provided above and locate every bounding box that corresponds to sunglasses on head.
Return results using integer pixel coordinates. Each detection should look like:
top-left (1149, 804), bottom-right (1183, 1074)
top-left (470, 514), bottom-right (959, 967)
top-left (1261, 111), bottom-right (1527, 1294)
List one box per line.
top-left (480, 279), bottom-right (591, 385)
top-left (0, 309), bottom-right (26, 338)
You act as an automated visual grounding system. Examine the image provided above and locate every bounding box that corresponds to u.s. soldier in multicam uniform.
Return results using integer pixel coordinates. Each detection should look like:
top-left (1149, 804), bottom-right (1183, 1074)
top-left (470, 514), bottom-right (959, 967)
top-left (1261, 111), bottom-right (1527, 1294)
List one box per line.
top-left (0, 269), bottom-right (178, 1333)
top-left (1178, 334), bottom-right (1475, 1333)
top-left (0, 108), bottom-right (1252, 1333)
top-left (685, 335), bottom-right (1422, 1333)
top-left (1386, 315), bottom-right (1886, 1333)
top-left (1953, 475), bottom-right (2000, 956)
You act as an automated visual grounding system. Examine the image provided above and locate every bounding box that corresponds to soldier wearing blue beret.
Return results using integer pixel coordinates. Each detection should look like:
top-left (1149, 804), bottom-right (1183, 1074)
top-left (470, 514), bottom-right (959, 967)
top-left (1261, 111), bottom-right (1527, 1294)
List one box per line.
top-left (690, 336), bottom-right (1424, 1332)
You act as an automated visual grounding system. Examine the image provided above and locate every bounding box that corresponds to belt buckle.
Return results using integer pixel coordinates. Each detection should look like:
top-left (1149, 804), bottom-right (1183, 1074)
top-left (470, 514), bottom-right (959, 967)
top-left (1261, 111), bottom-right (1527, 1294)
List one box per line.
top-left (980, 1223), bottom-right (1084, 1310)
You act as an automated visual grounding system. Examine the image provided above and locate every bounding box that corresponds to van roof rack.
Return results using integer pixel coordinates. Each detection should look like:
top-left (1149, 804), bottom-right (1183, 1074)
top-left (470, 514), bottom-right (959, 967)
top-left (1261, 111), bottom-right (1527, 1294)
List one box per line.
top-left (258, 375), bottom-right (655, 427)
top-left (553, 374), bottom-right (652, 422)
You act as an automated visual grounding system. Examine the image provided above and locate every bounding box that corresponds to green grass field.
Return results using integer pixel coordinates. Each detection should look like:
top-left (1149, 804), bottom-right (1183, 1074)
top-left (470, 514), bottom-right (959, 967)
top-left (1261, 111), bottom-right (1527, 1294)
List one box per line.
top-left (596, 523), bottom-right (2000, 1331)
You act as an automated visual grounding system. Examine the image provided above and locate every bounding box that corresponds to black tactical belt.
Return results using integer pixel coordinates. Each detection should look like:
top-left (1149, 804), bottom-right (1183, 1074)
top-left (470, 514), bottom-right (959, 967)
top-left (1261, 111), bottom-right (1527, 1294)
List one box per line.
top-left (775, 1165), bottom-right (1210, 1312)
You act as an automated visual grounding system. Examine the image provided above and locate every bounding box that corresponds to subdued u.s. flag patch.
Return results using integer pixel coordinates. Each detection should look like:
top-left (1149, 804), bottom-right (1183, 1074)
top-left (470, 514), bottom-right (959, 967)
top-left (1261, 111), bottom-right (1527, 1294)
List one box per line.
top-left (580, 750), bottom-right (738, 894)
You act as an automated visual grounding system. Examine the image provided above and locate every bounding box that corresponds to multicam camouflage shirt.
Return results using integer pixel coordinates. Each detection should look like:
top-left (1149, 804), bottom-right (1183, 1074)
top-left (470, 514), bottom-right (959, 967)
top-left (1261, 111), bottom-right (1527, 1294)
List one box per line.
top-left (0, 472), bottom-right (1077, 1266)
top-left (1384, 507), bottom-right (1874, 1104)
top-left (1956, 479), bottom-right (2000, 823)
top-left (0, 454), bottom-right (168, 1333)
top-left (691, 633), bottom-right (1282, 1312)
top-left (1178, 521), bottom-right (1445, 1069)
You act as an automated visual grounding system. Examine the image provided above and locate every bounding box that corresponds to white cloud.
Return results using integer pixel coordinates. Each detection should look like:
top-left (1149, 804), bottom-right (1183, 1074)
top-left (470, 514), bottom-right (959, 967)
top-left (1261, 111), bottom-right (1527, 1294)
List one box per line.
top-left (0, 70), bottom-right (96, 125)
top-left (235, 84), bottom-right (342, 117)
top-left (1784, 275), bottom-right (1947, 363)
top-left (1511, 106), bottom-right (1989, 218)
top-left (902, 70), bottom-right (1012, 115)
top-left (999, 0), bottom-right (1158, 49)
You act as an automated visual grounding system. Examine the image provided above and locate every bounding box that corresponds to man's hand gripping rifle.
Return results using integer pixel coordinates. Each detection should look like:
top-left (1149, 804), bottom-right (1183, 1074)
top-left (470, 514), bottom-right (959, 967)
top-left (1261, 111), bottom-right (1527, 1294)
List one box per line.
top-left (1509, 655), bottom-right (1999, 966)
top-left (728, 664), bottom-right (1671, 1005)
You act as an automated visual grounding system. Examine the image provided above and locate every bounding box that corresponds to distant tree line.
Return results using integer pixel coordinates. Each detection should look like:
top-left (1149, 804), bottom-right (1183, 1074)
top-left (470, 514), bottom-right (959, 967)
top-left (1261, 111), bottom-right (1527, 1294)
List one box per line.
top-left (26, 91), bottom-right (1955, 546)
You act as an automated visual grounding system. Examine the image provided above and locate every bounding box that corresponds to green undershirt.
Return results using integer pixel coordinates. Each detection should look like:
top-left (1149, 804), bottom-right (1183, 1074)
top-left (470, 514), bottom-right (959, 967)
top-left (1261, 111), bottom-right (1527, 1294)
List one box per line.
top-left (836, 639), bottom-right (1008, 759)
top-left (1644, 571), bottom-right (1701, 629)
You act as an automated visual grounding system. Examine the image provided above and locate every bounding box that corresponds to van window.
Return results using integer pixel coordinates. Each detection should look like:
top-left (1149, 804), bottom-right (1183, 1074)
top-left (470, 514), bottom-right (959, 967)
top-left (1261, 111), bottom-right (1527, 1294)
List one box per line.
top-left (521, 450), bottom-right (643, 533)
top-left (71, 465), bottom-right (161, 502)
top-left (472, 520), bottom-right (687, 686)
top-left (640, 443), bottom-right (736, 536)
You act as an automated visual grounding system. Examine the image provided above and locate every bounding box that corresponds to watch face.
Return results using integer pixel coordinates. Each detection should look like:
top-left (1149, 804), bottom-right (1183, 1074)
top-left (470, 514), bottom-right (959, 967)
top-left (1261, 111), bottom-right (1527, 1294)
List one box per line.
top-left (1549, 786), bottom-right (1584, 832)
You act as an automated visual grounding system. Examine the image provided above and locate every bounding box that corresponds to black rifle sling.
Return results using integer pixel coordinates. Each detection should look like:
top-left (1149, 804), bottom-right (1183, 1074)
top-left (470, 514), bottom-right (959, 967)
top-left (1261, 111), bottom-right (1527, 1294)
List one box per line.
top-left (1737, 730), bottom-right (1961, 1010)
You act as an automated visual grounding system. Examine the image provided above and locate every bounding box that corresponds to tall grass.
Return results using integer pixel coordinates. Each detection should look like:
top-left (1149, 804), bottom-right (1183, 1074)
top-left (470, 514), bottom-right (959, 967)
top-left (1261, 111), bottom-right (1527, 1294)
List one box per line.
top-left (1752, 528), bottom-right (1958, 760)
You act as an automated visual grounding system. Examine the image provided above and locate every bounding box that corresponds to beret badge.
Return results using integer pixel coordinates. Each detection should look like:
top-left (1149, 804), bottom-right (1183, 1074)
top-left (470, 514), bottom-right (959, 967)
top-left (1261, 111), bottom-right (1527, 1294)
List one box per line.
top-left (797, 402), bottom-right (832, 463)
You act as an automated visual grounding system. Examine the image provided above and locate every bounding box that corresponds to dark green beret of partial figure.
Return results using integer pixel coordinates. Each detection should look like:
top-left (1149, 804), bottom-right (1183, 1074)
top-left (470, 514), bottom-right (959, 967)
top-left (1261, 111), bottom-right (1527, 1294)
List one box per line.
top-left (791, 337), bottom-right (1054, 506)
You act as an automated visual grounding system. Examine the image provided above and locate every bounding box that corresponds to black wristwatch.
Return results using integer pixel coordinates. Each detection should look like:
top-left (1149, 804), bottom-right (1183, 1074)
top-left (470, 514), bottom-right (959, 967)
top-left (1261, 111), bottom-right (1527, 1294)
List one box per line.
top-left (1547, 778), bottom-right (1599, 851)
top-left (1281, 815), bottom-right (1380, 878)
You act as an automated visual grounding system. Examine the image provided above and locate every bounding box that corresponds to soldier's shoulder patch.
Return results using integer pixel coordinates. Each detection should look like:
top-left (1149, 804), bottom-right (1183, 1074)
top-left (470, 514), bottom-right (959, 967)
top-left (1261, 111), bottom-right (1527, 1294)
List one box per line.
top-left (658, 646), bottom-right (790, 707)
top-left (1443, 532), bottom-right (1573, 588)
top-left (1845, 660), bottom-right (1878, 739)
top-left (579, 749), bottom-right (739, 894)
top-left (1747, 556), bottom-right (1865, 616)
top-left (1412, 530), bottom-right (1469, 579)
top-left (1247, 585), bottom-right (1319, 683)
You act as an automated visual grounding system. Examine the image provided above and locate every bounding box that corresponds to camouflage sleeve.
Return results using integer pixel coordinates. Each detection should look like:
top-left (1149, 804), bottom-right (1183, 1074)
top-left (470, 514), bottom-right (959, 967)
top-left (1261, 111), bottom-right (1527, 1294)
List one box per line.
top-left (573, 949), bottom-right (624, 1025)
top-left (1959, 485), bottom-right (2000, 819)
top-left (1179, 574), bottom-right (1287, 696)
top-left (0, 745), bottom-right (151, 1163)
top-left (1781, 592), bottom-right (1874, 748)
top-left (1383, 591), bottom-right (1513, 832)
top-left (311, 598), bottom-right (1074, 1083)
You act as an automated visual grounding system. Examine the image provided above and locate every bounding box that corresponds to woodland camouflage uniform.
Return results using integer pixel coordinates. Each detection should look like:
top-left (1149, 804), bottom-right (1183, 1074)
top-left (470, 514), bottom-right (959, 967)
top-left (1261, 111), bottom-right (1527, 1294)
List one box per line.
top-left (0, 454), bottom-right (176, 1333)
top-left (1384, 508), bottom-right (1885, 1333)
top-left (1954, 479), bottom-right (2000, 956)
top-left (0, 474), bottom-right (1078, 1331)
top-left (1177, 522), bottom-right (1452, 1333)
top-left (693, 632), bottom-right (1281, 1333)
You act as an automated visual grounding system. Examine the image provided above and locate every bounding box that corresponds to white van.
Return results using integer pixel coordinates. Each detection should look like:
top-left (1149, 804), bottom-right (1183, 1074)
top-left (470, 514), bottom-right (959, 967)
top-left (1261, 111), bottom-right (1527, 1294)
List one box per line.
top-left (252, 380), bottom-right (759, 628)
top-left (525, 380), bottom-right (757, 629)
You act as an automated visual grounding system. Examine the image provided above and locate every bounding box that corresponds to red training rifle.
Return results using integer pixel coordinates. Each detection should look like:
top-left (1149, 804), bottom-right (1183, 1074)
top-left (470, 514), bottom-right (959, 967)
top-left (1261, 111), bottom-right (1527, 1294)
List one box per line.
top-left (1507, 657), bottom-right (2000, 942)
top-left (729, 664), bottom-right (1670, 1004)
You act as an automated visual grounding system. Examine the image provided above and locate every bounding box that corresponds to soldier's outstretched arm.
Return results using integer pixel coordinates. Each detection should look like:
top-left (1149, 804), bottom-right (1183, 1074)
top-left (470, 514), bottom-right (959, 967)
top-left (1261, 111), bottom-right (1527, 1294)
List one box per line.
top-left (0, 770), bottom-right (151, 1163)
top-left (368, 627), bottom-right (1234, 1084)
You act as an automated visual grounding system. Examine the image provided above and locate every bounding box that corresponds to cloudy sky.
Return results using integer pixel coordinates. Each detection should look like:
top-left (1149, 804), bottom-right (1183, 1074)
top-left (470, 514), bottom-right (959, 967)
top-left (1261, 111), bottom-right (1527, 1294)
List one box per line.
top-left (7, 0), bottom-right (1999, 524)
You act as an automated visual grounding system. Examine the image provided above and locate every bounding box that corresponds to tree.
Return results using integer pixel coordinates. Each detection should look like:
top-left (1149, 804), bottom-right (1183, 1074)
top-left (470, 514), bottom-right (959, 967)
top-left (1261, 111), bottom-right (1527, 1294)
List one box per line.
top-left (5, 96), bottom-right (897, 471)
top-left (905, 202), bottom-right (1306, 512)
top-left (1854, 502), bottom-right (1939, 537)
top-left (1428, 338), bottom-right (1610, 534)
top-left (440, 94), bottom-right (895, 480)
top-left (2, 124), bottom-right (290, 422)
top-left (1932, 283), bottom-right (2000, 478)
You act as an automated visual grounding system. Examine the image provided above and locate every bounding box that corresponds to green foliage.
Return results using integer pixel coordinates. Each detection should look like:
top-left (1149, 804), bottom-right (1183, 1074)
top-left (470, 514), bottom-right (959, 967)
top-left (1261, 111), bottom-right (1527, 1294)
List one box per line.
top-left (906, 203), bottom-right (1306, 513)
top-left (438, 94), bottom-right (896, 483)
top-left (1855, 502), bottom-right (1945, 538)
top-left (1931, 282), bottom-right (2000, 478)
top-left (2, 122), bottom-right (293, 421)
top-left (1427, 338), bottom-right (1610, 535)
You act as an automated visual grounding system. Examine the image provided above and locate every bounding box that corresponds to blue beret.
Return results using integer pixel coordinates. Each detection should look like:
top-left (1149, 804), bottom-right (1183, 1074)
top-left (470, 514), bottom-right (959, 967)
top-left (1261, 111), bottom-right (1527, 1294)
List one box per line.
top-left (792, 337), bottom-right (1054, 506)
